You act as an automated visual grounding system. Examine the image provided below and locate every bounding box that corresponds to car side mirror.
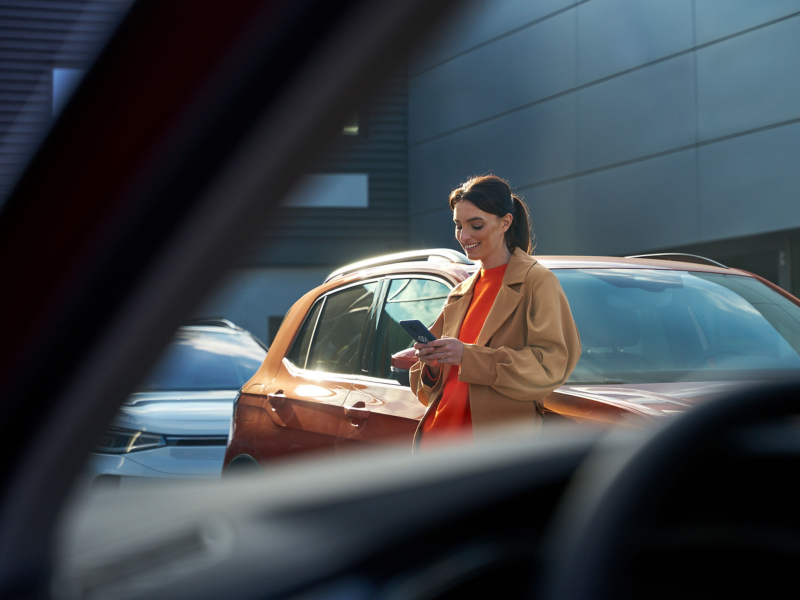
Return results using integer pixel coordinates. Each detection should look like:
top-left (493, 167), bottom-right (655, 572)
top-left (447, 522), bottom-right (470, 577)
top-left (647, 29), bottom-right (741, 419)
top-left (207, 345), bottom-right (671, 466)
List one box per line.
top-left (390, 347), bottom-right (418, 387)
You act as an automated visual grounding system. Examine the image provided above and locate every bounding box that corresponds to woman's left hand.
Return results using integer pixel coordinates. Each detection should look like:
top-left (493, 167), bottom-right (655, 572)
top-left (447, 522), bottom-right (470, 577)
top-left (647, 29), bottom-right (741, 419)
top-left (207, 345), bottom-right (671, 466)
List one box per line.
top-left (424, 336), bottom-right (464, 365)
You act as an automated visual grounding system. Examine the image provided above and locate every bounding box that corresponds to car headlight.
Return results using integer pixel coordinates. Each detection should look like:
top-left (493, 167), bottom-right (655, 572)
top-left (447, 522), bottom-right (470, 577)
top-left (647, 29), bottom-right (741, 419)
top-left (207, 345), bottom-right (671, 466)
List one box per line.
top-left (94, 427), bottom-right (166, 454)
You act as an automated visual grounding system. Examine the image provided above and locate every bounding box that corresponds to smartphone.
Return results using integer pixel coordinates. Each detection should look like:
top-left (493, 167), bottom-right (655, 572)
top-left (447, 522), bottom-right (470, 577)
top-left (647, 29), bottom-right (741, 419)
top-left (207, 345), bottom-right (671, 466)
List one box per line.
top-left (399, 320), bottom-right (437, 344)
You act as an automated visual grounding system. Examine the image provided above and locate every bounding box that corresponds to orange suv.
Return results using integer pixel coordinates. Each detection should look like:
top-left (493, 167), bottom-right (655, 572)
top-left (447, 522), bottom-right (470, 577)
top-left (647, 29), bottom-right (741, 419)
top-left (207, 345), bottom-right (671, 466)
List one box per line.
top-left (224, 249), bottom-right (800, 471)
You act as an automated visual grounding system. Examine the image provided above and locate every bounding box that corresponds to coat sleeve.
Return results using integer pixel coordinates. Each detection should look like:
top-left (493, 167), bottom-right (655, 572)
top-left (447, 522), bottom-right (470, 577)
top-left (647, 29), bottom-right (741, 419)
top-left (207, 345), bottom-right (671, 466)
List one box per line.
top-left (409, 310), bottom-right (445, 407)
top-left (458, 268), bottom-right (581, 402)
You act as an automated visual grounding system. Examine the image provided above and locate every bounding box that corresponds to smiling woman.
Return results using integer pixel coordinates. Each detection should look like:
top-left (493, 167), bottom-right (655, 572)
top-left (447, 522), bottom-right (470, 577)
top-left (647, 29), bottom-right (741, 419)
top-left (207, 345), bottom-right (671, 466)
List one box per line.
top-left (410, 175), bottom-right (582, 447)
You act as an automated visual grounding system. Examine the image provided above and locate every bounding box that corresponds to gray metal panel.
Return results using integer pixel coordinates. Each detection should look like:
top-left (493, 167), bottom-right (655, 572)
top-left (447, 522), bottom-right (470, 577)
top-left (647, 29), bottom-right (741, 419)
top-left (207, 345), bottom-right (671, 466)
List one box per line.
top-left (695, 0), bottom-right (800, 45)
top-left (577, 0), bottom-right (693, 84)
top-left (410, 0), bottom-right (483, 75)
top-left (411, 0), bottom-right (580, 76)
top-left (697, 16), bottom-right (800, 141)
top-left (575, 148), bottom-right (700, 255)
top-left (481, 0), bottom-right (579, 41)
top-left (579, 53), bottom-right (695, 171)
top-left (409, 207), bottom-right (460, 251)
top-left (525, 178), bottom-right (578, 255)
top-left (409, 92), bottom-right (579, 217)
top-left (698, 121), bottom-right (800, 241)
top-left (410, 9), bottom-right (576, 145)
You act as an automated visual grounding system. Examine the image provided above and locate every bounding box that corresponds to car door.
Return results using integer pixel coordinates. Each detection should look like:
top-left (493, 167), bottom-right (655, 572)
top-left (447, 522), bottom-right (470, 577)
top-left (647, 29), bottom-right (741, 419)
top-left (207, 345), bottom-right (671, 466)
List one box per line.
top-left (256, 280), bottom-right (380, 460)
top-left (338, 276), bottom-right (451, 450)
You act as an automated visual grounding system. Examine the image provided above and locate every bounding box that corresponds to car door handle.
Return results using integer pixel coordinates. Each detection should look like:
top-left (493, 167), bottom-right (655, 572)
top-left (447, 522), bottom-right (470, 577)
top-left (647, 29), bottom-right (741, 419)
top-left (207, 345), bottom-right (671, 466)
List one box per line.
top-left (268, 391), bottom-right (286, 410)
top-left (344, 401), bottom-right (370, 421)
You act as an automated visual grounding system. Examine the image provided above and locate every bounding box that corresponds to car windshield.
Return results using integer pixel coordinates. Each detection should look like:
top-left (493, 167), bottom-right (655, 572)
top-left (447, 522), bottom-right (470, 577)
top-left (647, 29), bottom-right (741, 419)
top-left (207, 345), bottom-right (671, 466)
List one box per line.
top-left (136, 329), bottom-right (266, 391)
top-left (557, 269), bottom-right (800, 384)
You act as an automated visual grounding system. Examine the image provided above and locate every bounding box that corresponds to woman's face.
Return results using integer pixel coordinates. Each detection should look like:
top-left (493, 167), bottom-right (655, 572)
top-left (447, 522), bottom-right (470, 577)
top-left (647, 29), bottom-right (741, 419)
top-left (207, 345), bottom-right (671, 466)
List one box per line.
top-left (453, 200), bottom-right (512, 267)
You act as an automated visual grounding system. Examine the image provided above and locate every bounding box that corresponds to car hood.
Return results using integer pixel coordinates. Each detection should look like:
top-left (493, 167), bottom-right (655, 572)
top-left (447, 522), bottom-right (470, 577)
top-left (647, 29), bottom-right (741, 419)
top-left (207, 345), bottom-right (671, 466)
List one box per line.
top-left (109, 390), bottom-right (239, 436)
top-left (547, 380), bottom-right (756, 427)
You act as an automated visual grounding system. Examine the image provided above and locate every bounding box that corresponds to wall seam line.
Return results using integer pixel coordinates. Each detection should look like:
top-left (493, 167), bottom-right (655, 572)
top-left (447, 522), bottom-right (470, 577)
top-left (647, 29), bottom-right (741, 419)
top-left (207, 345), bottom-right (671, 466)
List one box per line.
top-left (409, 10), bottom-right (800, 149)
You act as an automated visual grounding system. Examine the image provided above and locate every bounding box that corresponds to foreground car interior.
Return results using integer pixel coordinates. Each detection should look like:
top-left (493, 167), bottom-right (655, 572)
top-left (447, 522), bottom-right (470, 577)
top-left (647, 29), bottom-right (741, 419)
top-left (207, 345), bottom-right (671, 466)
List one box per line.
top-left (54, 383), bottom-right (800, 600)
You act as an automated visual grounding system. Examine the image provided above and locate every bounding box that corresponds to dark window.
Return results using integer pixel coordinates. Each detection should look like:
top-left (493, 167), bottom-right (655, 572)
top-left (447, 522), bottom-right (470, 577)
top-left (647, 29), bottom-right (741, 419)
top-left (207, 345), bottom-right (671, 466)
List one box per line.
top-left (137, 329), bottom-right (267, 391)
top-left (286, 298), bottom-right (324, 369)
top-left (371, 278), bottom-right (450, 379)
top-left (304, 282), bottom-right (379, 375)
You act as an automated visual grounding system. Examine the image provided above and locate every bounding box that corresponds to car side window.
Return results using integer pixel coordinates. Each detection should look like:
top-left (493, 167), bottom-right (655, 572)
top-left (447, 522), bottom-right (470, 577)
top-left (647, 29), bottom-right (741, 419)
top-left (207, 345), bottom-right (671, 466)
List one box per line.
top-left (370, 277), bottom-right (450, 379)
top-left (286, 298), bottom-right (324, 369)
top-left (297, 282), bottom-right (378, 375)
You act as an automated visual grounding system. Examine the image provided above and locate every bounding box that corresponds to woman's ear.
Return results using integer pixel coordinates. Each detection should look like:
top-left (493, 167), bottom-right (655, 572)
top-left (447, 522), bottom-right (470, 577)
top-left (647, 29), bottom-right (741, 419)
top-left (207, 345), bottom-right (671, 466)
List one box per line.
top-left (502, 214), bottom-right (513, 232)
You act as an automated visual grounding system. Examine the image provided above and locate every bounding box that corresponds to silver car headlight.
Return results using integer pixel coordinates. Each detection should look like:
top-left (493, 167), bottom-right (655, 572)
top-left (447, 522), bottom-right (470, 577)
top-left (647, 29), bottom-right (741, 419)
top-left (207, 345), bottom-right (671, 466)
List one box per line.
top-left (94, 427), bottom-right (167, 454)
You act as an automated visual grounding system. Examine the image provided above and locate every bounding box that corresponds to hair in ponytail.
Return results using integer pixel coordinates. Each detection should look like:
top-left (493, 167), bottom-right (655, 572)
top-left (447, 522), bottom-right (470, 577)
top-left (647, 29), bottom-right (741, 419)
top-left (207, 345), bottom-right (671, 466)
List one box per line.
top-left (449, 174), bottom-right (533, 254)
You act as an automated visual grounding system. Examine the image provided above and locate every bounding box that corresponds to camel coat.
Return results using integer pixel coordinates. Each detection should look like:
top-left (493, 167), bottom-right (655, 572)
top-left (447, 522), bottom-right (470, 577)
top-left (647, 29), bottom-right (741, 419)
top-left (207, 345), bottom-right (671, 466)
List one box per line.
top-left (410, 248), bottom-right (581, 445)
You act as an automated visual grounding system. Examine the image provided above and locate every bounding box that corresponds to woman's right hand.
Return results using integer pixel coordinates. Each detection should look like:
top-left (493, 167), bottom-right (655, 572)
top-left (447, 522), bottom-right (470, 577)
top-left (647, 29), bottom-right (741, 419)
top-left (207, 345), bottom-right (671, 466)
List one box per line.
top-left (414, 342), bottom-right (441, 378)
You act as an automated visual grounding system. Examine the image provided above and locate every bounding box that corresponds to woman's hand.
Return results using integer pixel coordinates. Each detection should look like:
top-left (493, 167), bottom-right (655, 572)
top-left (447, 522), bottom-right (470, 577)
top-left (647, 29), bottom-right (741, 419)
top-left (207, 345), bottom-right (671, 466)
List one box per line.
top-left (415, 336), bottom-right (464, 379)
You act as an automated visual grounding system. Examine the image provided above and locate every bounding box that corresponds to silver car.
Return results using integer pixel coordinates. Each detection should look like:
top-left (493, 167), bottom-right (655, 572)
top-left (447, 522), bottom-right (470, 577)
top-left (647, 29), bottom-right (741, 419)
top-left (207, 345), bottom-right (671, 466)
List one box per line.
top-left (87, 320), bottom-right (267, 486)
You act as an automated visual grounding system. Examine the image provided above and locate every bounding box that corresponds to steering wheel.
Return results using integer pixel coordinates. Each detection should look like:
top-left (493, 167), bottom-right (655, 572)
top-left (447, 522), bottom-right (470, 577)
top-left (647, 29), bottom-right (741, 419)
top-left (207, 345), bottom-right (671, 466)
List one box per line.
top-left (540, 381), bottom-right (800, 600)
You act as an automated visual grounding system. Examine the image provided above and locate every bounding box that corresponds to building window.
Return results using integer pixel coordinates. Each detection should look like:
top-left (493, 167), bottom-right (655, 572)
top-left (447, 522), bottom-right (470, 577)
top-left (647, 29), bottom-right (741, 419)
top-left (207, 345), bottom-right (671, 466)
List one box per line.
top-left (280, 173), bottom-right (369, 208)
top-left (52, 68), bottom-right (85, 116)
top-left (342, 111), bottom-right (359, 136)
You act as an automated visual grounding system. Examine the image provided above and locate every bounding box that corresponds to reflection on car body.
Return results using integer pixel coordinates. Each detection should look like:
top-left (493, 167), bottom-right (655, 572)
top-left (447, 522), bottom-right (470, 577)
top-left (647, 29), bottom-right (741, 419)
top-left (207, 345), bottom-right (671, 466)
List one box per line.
top-left (224, 250), bottom-right (800, 470)
top-left (88, 321), bottom-right (266, 485)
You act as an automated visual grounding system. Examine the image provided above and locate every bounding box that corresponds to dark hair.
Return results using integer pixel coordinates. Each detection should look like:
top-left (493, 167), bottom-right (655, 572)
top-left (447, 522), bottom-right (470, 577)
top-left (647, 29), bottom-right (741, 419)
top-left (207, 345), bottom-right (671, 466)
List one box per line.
top-left (448, 174), bottom-right (533, 254)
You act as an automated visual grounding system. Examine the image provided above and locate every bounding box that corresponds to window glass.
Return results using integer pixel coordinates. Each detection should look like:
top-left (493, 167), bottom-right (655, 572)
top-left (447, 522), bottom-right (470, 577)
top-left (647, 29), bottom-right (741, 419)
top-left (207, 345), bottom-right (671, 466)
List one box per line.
top-left (138, 329), bottom-right (267, 391)
top-left (286, 299), bottom-right (324, 369)
top-left (371, 278), bottom-right (450, 379)
top-left (556, 269), bottom-right (800, 384)
top-left (304, 282), bottom-right (378, 374)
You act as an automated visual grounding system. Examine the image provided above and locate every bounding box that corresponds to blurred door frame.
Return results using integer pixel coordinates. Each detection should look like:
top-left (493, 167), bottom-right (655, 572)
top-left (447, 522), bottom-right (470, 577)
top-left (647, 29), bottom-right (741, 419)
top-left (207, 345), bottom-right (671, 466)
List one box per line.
top-left (0, 0), bottom-right (459, 594)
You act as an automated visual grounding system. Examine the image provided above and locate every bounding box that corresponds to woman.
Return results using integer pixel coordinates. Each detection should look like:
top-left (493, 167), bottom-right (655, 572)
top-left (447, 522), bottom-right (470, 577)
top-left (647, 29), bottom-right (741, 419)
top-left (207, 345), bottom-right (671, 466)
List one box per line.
top-left (410, 175), bottom-right (580, 448)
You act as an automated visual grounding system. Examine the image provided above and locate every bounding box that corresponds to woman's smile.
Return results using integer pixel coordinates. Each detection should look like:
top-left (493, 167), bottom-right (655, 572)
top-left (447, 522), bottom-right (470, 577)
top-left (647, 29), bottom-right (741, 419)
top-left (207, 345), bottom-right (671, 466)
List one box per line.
top-left (453, 200), bottom-right (511, 269)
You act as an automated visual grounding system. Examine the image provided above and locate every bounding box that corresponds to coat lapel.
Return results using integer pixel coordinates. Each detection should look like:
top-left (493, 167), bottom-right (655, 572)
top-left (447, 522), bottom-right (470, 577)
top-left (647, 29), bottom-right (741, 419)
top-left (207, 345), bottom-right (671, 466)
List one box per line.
top-left (476, 284), bottom-right (521, 346)
top-left (442, 272), bottom-right (477, 339)
top-left (476, 248), bottom-right (535, 346)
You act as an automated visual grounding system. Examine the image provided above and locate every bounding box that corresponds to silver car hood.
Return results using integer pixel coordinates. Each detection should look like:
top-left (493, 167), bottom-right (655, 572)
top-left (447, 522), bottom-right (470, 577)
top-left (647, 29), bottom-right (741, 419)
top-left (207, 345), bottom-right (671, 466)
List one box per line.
top-left (110, 390), bottom-right (239, 436)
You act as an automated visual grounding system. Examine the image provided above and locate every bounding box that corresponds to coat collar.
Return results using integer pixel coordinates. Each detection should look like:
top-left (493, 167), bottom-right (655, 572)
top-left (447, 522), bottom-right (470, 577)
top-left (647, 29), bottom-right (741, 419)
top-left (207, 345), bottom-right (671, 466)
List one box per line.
top-left (449, 248), bottom-right (537, 298)
top-left (446, 248), bottom-right (537, 346)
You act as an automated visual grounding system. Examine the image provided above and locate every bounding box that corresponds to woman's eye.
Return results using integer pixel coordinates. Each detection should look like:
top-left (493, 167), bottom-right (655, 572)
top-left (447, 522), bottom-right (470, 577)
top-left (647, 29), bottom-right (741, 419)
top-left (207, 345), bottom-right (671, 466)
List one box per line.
top-left (473, 226), bottom-right (483, 230)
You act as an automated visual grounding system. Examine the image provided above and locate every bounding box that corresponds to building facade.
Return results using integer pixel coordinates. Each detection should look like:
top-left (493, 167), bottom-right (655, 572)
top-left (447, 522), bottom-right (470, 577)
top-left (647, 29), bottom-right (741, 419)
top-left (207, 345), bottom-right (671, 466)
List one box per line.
top-left (408, 0), bottom-right (800, 295)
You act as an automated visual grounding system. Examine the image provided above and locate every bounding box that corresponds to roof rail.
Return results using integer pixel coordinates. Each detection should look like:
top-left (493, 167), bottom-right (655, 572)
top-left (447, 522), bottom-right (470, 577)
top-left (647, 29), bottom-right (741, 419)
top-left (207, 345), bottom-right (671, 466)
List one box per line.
top-left (186, 318), bottom-right (240, 329)
top-left (325, 248), bottom-right (473, 282)
top-left (625, 253), bottom-right (728, 269)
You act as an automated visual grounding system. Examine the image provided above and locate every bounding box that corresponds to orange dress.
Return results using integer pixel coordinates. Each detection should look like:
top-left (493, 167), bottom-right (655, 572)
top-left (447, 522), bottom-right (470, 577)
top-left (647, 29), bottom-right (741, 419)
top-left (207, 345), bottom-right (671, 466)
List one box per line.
top-left (420, 263), bottom-right (508, 446)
